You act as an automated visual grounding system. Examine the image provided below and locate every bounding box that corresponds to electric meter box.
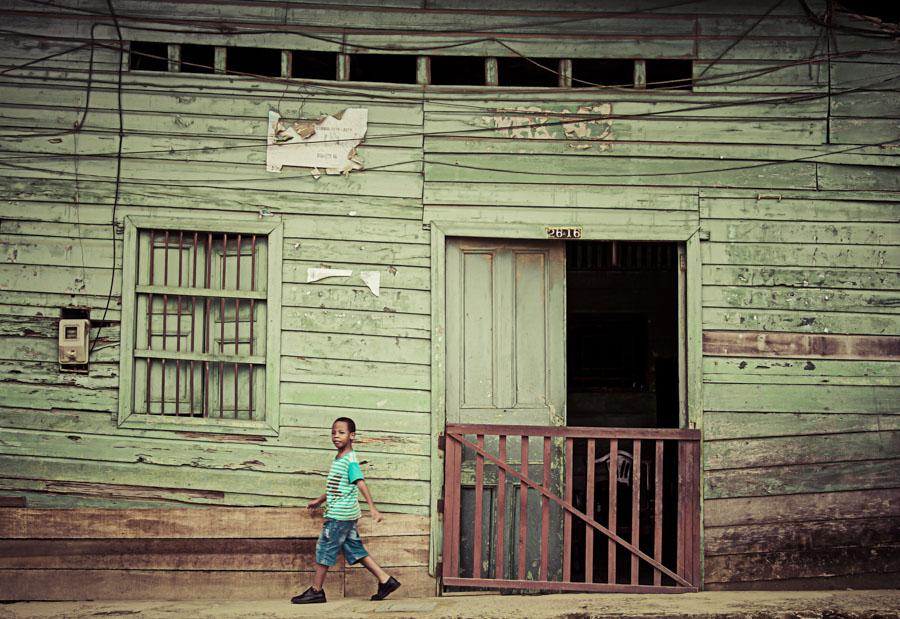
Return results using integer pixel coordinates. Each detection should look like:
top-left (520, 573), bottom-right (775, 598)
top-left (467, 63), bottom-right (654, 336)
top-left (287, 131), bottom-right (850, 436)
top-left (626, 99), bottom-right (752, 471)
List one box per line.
top-left (59, 318), bottom-right (90, 365)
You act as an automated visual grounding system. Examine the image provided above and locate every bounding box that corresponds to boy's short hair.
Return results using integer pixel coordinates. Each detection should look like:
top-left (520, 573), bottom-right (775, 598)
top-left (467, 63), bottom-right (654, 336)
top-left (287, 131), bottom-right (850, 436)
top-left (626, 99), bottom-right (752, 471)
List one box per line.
top-left (332, 416), bottom-right (356, 433)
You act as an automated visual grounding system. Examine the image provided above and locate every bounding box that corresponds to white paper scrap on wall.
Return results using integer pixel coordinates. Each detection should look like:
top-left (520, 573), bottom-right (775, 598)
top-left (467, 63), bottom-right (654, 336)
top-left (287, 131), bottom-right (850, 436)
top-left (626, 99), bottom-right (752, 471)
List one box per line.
top-left (307, 267), bottom-right (352, 283)
top-left (267, 109), bottom-right (367, 175)
top-left (360, 271), bottom-right (381, 296)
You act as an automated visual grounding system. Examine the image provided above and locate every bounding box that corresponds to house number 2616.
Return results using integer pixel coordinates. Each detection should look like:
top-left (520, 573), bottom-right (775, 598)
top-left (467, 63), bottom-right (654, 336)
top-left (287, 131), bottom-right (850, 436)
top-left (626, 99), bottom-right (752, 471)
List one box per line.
top-left (545, 226), bottom-right (583, 239)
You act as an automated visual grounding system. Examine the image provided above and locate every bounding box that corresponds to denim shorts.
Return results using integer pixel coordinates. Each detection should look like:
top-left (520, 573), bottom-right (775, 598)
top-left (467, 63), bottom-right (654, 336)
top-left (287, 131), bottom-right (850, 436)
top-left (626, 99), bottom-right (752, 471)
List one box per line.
top-left (315, 518), bottom-right (369, 567)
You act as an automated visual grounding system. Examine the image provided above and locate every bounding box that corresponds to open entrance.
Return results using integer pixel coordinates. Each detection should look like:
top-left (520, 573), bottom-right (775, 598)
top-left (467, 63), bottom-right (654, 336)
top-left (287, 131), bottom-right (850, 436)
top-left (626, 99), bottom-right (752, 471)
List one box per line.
top-left (565, 241), bottom-right (685, 586)
top-left (440, 237), bottom-right (699, 593)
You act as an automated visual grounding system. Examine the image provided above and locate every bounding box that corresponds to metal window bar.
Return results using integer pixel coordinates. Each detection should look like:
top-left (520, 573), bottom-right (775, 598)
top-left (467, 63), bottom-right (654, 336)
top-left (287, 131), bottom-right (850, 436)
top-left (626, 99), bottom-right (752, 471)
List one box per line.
top-left (442, 424), bottom-right (700, 594)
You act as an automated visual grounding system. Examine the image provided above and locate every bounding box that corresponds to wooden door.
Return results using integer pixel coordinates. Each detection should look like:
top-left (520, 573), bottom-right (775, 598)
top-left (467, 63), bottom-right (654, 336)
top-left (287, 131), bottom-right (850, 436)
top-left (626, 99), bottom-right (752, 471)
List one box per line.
top-left (446, 239), bottom-right (566, 427)
top-left (445, 239), bottom-right (567, 583)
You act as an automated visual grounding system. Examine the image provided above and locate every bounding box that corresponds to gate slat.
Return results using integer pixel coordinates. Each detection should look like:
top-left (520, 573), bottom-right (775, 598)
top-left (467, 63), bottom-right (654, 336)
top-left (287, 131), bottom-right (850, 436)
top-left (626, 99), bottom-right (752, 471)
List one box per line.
top-left (608, 439), bottom-right (618, 585)
top-left (631, 440), bottom-right (641, 585)
top-left (563, 437), bottom-right (573, 583)
top-left (676, 441), bottom-right (687, 580)
top-left (653, 439), bottom-right (663, 587)
top-left (518, 436), bottom-right (529, 581)
top-left (540, 436), bottom-right (551, 582)
top-left (474, 434), bottom-right (484, 579)
top-left (586, 438), bottom-right (595, 584)
top-left (496, 435), bottom-right (507, 580)
top-left (692, 442), bottom-right (701, 589)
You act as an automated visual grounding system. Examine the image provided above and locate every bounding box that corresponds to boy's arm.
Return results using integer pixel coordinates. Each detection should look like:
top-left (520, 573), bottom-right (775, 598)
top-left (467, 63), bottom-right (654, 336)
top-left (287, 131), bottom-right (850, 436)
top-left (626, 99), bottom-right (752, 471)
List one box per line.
top-left (307, 493), bottom-right (327, 510)
top-left (355, 480), bottom-right (383, 523)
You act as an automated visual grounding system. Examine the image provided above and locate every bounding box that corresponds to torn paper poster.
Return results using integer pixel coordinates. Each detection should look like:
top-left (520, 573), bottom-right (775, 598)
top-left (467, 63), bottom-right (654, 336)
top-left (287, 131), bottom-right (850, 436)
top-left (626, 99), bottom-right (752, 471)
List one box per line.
top-left (267, 108), bottom-right (367, 175)
top-left (307, 267), bottom-right (352, 283)
top-left (360, 271), bottom-right (380, 296)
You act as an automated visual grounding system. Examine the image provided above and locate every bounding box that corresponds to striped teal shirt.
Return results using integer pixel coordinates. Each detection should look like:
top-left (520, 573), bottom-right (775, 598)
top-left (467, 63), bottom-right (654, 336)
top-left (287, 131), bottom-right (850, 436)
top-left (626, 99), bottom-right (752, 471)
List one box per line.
top-left (323, 450), bottom-right (364, 521)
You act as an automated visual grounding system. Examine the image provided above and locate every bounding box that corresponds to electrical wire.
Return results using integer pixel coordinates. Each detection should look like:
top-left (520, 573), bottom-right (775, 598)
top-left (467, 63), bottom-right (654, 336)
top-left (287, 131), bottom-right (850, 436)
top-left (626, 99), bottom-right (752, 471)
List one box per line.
top-left (88, 0), bottom-right (124, 356)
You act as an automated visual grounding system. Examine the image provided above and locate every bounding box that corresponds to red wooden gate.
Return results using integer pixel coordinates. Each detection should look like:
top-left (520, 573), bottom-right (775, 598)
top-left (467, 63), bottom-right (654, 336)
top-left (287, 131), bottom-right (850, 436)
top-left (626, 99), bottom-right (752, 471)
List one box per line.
top-left (441, 424), bottom-right (701, 593)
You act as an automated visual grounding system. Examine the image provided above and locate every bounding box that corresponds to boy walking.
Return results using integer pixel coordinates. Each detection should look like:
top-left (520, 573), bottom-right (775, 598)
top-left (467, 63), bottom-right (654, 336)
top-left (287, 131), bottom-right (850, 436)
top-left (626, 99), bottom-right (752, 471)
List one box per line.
top-left (291, 417), bottom-right (401, 604)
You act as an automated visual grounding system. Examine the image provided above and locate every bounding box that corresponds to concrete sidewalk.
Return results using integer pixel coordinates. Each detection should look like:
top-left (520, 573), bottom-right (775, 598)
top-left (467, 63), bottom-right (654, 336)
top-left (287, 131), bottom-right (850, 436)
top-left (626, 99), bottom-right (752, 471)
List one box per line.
top-left (1, 590), bottom-right (898, 619)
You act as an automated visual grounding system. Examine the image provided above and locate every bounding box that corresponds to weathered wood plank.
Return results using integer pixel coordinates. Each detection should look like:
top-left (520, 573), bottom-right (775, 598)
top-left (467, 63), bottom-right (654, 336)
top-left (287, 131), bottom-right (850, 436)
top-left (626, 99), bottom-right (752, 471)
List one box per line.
top-left (0, 263), bottom-right (117, 297)
top-left (705, 516), bottom-right (900, 556)
top-left (705, 220), bottom-right (899, 245)
top-left (283, 216), bottom-right (429, 244)
top-left (703, 307), bottom-right (900, 336)
top-left (700, 197), bottom-right (900, 223)
top-left (283, 238), bottom-right (430, 267)
top-left (281, 356), bottom-right (430, 390)
top-left (423, 156), bottom-right (818, 189)
top-left (284, 261), bottom-right (430, 290)
top-left (0, 476), bottom-right (391, 510)
top-left (704, 382), bottom-right (899, 414)
top-left (280, 404), bottom-right (430, 435)
top-left (283, 283), bottom-right (430, 314)
top-left (0, 428), bottom-right (430, 480)
top-left (0, 406), bottom-right (430, 455)
top-left (0, 538), bottom-right (319, 570)
top-left (424, 182), bottom-right (698, 210)
top-left (282, 306), bottom-right (431, 339)
top-left (0, 382), bottom-right (118, 412)
top-left (705, 412), bottom-right (900, 440)
top-left (702, 242), bottom-right (900, 269)
top-left (703, 285), bottom-right (900, 314)
top-left (0, 180), bottom-right (424, 220)
top-left (282, 331), bottom-right (430, 365)
top-left (703, 357), bottom-right (900, 386)
top-left (704, 488), bottom-right (899, 527)
top-left (0, 455), bottom-right (430, 507)
top-left (281, 381), bottom-right (431, 414)
top-left (0, 507), bottom-right (429, 539)
top-left (424, 116), bottom-right (826, 147)
top-left (705, 544), bottom-right (900, 584)
top-left (705, 459), bottom-right (899, 499)
top-left (703, 265), bottom-right (900, 290)
top-left (705, 431), bottom-right (900, 469)
top-left (423, 205), bottom-right (698, 228)
top-left (703, 331), bottom-right (900, 361)
top-left (0, 569), bottom-right (328, 601)
top-left (818, 163), bottom-right (900, 193)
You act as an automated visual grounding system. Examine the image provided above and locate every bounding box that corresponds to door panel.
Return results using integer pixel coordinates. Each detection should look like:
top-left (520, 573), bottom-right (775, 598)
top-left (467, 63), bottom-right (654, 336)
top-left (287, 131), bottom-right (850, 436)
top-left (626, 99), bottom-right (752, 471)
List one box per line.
top-left (446, 239), bottom-right (566, 426)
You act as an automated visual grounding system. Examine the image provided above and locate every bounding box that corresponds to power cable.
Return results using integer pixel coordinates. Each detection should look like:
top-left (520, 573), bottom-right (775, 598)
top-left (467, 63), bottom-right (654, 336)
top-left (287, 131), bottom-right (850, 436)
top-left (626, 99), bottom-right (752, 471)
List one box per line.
top-left (88, 0), bottom-right (123, 356)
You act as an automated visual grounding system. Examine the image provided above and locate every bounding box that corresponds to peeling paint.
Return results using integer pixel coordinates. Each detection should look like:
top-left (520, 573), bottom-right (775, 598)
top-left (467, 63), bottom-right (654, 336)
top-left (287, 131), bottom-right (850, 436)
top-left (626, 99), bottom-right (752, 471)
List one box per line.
top-left (485, 104), bottom-right (613, 148)
top-left (266, 108), bottom-right (367, 175)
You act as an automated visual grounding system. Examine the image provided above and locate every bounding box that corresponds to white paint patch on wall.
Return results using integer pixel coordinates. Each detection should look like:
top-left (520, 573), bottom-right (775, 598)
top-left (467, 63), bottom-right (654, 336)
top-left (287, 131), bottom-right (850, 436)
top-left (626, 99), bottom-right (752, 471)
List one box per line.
top-left (267, 108), bottom-right (368, 175)
top-left (486, 104), bottom-right (613, 148)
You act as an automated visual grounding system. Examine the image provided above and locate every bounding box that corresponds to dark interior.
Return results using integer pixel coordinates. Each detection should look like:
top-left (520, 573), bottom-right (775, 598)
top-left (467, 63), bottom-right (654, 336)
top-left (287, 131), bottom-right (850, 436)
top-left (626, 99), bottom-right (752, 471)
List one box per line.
top-left (566, 241), bottom-right (680, 429)
top-left (349, 54), bottom-right (418, 83)
top-left (497, 57), bottom-right (559, 87)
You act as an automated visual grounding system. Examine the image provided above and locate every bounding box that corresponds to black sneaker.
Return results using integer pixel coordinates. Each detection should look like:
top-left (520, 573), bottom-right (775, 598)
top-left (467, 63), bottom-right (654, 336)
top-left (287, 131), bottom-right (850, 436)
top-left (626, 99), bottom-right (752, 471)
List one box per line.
top-left (370, 576), bottom-right (401, 601)
top-left (291, 586), bottom-right (326, 604)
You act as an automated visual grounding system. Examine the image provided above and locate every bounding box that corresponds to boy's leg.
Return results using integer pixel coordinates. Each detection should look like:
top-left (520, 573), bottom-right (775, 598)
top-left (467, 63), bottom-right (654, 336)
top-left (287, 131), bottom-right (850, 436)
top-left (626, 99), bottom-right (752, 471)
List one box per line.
top-left (313, 563), bottom-right (330, 590)
top-left (358, 555), bottom-right (390, 583)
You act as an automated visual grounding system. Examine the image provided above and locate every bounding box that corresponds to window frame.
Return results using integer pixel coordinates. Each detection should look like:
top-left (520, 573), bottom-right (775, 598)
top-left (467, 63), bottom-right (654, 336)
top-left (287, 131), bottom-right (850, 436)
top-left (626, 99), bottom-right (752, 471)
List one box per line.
top-left (118, 215), bottom-right (283, 436)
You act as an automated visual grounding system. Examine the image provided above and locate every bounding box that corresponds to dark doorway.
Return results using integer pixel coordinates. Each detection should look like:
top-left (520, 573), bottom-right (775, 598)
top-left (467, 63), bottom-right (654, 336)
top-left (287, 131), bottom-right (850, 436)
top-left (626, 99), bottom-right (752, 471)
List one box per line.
top-left (565, 240), bottom-right (682, 585)
top-left (566, 241), bottom-right (680, 429)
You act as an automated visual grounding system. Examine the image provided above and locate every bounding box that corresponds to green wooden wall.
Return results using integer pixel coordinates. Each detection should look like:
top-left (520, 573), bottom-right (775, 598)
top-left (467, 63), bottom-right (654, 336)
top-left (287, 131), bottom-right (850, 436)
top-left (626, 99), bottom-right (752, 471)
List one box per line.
top-left (0, 0), bottom-right (897, 591)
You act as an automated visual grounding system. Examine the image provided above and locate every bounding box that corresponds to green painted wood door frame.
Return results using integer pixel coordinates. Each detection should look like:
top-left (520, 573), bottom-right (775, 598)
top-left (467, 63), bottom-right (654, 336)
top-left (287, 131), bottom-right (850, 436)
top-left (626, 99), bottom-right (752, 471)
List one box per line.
top-left (427, 215), bottom-right (705, 582)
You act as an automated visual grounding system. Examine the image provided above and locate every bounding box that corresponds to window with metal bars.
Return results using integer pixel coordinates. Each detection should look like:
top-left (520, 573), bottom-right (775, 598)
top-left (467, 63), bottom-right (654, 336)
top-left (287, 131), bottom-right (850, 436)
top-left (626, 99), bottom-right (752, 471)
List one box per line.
top-left (118, 217), bottom-right (282, 435)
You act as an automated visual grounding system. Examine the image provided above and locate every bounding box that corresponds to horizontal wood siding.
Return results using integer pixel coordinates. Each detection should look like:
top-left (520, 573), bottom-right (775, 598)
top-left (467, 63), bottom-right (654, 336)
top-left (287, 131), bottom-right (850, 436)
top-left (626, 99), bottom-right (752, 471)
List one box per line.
top-left (0, 508), bottom-right (435, 600)
top-left (0, 0), bottom-right (897, 598)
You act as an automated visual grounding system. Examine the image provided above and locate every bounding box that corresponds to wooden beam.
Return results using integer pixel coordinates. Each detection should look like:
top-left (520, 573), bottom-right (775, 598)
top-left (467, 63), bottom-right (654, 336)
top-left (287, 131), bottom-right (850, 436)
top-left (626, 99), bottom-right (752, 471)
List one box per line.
top-left (0, 508), bottom-right (429, 539)
top-left (703, 331), bottom-right (900, 361)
